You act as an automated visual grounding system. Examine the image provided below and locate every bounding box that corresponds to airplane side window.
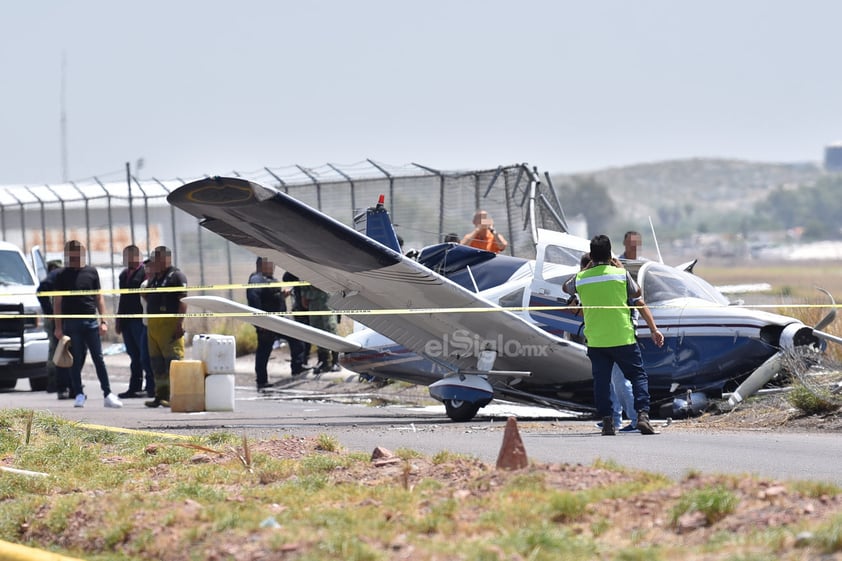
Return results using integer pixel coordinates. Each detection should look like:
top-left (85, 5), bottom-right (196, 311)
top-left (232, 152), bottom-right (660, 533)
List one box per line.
top-left (543, 245), bottom-right (584, 268)
top-left (544, 273), bottom-right (575, 286)
top-left (499, 287), bottom-right (524, 309)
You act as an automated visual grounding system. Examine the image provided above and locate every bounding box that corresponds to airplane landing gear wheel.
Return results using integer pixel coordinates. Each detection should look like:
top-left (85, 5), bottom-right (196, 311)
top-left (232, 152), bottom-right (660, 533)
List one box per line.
top-left (444, 399), bottom-right (481, 422)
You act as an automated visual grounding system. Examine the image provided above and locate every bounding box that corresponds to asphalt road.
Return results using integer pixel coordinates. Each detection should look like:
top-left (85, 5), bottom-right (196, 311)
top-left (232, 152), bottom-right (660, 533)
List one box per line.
top-left (4, 350), bottom-right (841, 485)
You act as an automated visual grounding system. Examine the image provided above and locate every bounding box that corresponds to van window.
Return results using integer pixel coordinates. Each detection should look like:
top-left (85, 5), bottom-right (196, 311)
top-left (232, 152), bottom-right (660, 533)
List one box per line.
top-left (0, 250), bottom-right (35, 286)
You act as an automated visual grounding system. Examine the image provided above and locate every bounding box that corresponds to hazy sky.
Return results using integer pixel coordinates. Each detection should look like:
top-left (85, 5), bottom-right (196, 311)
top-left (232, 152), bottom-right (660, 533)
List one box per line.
top-left (3, 0), bottom-right (841, 185)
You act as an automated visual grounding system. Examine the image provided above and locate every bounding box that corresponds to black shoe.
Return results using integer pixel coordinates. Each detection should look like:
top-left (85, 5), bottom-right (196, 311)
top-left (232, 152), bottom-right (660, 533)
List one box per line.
top-left (145, 398), bottom-right (162, 408)
top-left (257, 382), bottom-right (276, 391)
top-left (291, 366), bottom-right (312, 377)
top-left (601, 416), bottom-right (616, 436)
top-left (56, 390), bottom-right (71, 400)
top-left (636, 411), bottom-right (656, 435)
top-left (118, 390), bottom-right (146, 399)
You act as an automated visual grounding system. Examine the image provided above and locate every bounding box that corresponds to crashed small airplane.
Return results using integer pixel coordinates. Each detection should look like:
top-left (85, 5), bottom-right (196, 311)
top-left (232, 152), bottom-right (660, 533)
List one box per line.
top-left (168, 171), bottom-right (840, 422)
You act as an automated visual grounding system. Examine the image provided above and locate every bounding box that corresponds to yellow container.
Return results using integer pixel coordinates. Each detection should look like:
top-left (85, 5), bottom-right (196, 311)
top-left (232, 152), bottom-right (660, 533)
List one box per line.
top-left (170, 360), bottom-right (206, 413)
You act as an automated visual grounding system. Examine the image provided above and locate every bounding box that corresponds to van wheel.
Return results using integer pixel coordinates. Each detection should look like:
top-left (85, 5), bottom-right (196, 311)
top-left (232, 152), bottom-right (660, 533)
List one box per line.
top-left (29, 376), bottom-right (47, 392)
top-left (0, 379), bottom-right (17, 390)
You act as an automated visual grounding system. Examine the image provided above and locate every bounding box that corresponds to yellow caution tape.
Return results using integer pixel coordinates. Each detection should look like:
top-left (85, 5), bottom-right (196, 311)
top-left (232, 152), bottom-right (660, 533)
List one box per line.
top-left (0, 302), bottom-right (836, 322)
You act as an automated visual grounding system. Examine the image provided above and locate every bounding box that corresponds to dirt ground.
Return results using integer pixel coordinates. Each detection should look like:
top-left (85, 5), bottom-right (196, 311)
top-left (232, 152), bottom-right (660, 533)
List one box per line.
top-left (42, 349), bottom-right (841, 559)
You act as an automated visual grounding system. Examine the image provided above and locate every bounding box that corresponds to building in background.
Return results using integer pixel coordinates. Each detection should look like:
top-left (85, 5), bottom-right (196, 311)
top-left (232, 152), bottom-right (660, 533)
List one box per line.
top-left (824, 142), bottom-right (842, 172)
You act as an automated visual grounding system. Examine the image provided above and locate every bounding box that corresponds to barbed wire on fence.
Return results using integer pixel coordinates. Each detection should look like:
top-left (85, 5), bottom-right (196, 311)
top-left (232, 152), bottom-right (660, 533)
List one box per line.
top-left (0, 160), bottom-right (568, 313)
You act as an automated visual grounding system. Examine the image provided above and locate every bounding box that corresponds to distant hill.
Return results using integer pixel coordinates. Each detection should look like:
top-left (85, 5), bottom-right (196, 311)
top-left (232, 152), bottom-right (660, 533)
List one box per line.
top-left (551, 158), bottom-right (824, 226)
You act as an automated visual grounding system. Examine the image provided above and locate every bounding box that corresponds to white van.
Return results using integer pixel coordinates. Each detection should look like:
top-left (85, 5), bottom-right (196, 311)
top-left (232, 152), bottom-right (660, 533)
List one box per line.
top-left (0, 242), bottom-right (49, 390)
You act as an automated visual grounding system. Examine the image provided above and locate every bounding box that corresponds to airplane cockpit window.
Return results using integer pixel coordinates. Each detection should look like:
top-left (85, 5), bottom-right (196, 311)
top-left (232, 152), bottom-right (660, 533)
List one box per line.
top-left (543, 245), bottom-right (586, 268)
top-left (499, 287), bottom-right (524, 309)
top-left (639, 263), bottom-right (729, 305)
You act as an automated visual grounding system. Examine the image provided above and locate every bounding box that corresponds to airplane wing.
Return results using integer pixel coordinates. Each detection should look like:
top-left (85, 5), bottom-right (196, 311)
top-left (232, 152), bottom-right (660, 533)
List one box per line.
top-left (168, 177), bottom-right (591, 384)
top-left (183, 295), bottom-right (362, 353)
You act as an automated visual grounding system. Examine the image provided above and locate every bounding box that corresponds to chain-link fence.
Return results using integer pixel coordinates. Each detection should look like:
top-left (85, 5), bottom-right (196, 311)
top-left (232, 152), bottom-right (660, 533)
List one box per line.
top-left (1, 161), bottom-right (569, 311)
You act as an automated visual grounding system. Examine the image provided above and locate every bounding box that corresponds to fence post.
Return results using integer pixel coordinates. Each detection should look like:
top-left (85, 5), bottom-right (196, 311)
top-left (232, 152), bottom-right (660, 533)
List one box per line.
top-left (45, 185), bottom-right (68, 256)
top-left (412, 163), bottom-right (444, 246)
top-left (327, 163), bottom-right (355, 221)
top-left (296, 165), bottom-right (322, 211)
top-left (367, 159), bottom-right (395, 217)
top-left (126, 162), bottom-right (135, 245)
top-left (23, 186), bottom-right (45, 254)
top-left (6, 190), bottom-right (25, 251)
top-left (132, 176), bottom-right (150, 254)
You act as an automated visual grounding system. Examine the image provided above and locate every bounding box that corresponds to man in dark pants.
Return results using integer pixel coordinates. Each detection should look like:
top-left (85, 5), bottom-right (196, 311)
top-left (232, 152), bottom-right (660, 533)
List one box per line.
top-left (565, 234), bottom-right (664, 436)
top-left (302, 285), bottom-right (340, 374)
top-left (38, 260), bottom-right (71, 398)
top-left (116, 245), bottom-right (154, 398)
top-left (53, 240), bottom-right (123, 409)
top-left (247, 257), bottom-right (285, 390)
top-left (282, 271), bottom-right (312, 376)
top-left (144, 246), bottom-right (188, 408)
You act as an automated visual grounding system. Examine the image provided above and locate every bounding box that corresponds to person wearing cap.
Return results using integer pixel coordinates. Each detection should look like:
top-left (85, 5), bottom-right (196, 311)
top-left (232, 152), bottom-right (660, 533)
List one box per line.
top-left (116, 245), bottom-right (154, 398)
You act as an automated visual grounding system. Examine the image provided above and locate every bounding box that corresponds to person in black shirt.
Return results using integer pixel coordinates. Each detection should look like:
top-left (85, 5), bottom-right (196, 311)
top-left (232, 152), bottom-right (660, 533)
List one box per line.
top-left (38, 260), bottom-right (71, 398)
top-left (145, 246), bottom-right (188, 408)
top-left (53, 240), bottom-right (123, 409)
top-left (116, 245), bottom-right (154, 398)
top-left (247, 257), bottom-right (285, 390)
top-left (282, 271), bottom-right (312, 376)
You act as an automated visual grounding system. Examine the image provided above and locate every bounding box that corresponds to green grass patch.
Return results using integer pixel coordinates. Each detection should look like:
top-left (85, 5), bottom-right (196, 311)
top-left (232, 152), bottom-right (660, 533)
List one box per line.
top-left (670, 485), bottom-right (739, 526)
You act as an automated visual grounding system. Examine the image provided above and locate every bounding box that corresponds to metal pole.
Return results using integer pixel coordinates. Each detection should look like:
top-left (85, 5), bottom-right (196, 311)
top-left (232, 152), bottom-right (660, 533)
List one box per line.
top-left (483, 166), bottom-right (503, 199)
top-left (327, 163), bottom-right (356, 220)
top-left (132, 175), bottom-right (150, 253)
top-left (296, 165), bottom-right (321, 210)
top-left (503, 170), bottom-right (514, 256)
top-left (46, 184), bottom-right (68, 252)
top-left (24, 186), bottom-right (46, 254)
top-left (411, 163), bottom-right (444, 244)
top-left (6, 190), bottom-right (25, 251)
top-left (264, 167), bottom-right (288, 193)
top-left (126, 162), bottom-right (135, 245)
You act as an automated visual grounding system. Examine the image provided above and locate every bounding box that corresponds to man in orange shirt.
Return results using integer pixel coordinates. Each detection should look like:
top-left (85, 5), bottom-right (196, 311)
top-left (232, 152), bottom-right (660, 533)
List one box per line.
top-left (460, 210), bottom-right (508, 253)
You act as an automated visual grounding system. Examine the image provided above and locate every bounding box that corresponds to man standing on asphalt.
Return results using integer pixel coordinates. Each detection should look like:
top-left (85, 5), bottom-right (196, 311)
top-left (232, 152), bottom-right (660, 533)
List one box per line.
top-left (38, 259), bottom-right (72, 399)
top-left (247, 257), bottom-right (285, 390)
top-left (116, 245), bottom-right (154, 398)
top-left (144, 246), bottom-right (188, 408)
top-left (565, 234), bottom-right (664, 436)
top-left (53, 240), bottom-right (123, 409)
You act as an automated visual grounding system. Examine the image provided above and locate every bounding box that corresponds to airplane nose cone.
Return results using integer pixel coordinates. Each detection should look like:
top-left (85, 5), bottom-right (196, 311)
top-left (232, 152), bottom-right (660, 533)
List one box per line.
top-left (780, 323), bottom-right (820, 351)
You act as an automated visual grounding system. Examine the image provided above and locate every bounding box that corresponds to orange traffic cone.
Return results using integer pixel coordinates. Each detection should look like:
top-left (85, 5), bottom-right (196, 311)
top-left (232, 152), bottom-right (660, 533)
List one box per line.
top-left (496, 416), bottom-right (528, 470)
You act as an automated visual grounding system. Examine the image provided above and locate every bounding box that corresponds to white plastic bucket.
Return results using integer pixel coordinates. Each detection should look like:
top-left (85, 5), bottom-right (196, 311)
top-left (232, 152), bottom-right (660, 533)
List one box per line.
top-left (205, 374), bottom-right (235, 411)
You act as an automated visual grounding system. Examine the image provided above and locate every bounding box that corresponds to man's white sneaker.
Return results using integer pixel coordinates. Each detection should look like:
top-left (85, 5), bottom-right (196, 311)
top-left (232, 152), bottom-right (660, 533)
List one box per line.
top-left (74, 394), bottom-right (86, 408)
top-left (104, 393), bottom-right (123, 408)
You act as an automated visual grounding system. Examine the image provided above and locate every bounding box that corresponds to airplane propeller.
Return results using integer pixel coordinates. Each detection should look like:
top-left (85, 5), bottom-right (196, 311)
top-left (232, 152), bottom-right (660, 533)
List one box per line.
top-left (727, 288), bottom-right (840, 409)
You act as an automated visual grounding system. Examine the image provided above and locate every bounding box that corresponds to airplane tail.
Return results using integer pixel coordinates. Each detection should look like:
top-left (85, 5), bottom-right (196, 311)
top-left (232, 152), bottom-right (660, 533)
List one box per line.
top-left (353, 195), bottom-right (402, 253)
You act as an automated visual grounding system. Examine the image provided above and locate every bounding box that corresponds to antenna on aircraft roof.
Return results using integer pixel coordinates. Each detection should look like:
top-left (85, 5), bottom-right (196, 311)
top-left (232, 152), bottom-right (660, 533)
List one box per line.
top-left (648, 216), bottom-right (664, 264)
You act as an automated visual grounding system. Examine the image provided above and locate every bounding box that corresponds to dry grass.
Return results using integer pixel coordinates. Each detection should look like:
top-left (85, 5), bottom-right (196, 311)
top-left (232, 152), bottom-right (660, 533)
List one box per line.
top-left (2, 410), bottom-right (842, 561)
top-left (699, 262), bottom-right (842, 362)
